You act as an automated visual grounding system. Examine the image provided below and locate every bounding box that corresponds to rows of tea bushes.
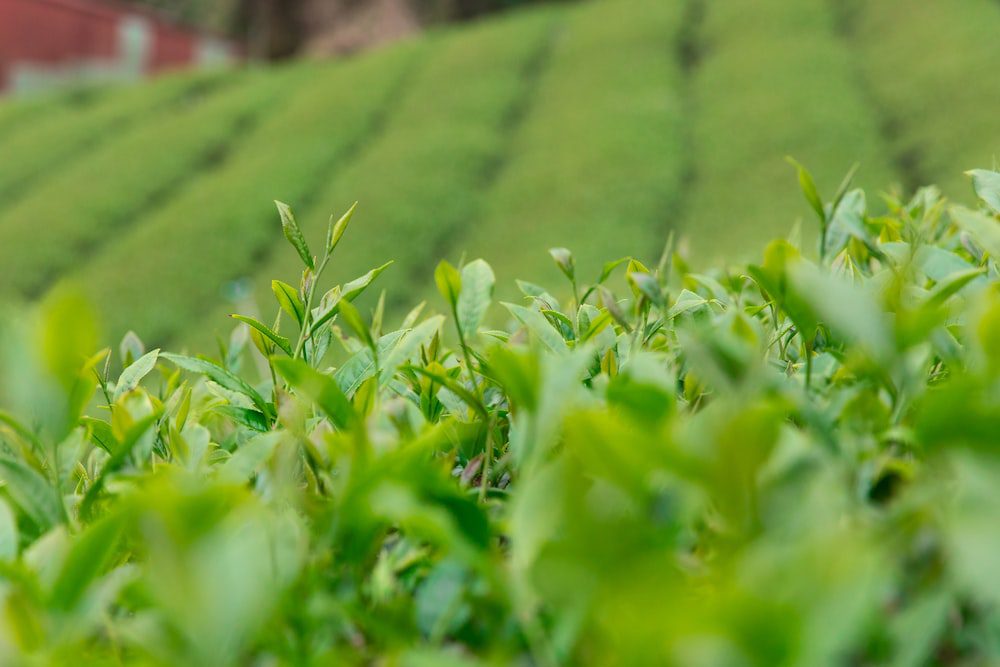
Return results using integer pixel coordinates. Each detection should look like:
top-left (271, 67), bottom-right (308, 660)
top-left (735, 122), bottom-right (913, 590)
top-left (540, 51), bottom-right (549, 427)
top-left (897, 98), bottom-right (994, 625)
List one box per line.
top-left (843, 0), bottom-right (1000, 197)
top-left (55, 47), bottom-right (423, 344)
top-left (0, 68), bottom-right (302, 301)
top-left (247, 6), bottom-right (562, 320)
top-left (1, 167), bottom-right (1000, 663)
top-left (1, 0), bottom-right (998, 349)
top-left (681, 0), bottom-right (895, 259)
top-left (454, 0), bottom-right (685, 293)
top-left (0, 70), bottom-right (222, 204)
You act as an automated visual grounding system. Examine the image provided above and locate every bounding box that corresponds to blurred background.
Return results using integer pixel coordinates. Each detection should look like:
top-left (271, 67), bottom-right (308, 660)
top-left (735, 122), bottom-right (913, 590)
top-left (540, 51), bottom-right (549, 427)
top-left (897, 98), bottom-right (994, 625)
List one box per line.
top-left (0, 0), bottom-right (997, 348)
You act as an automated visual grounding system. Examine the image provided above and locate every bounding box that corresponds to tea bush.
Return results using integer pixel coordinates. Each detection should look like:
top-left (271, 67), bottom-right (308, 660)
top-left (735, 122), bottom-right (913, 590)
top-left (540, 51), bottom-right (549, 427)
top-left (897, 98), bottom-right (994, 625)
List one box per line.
top-left (680, 0), bottom-right (895, 259)
top-left (1, 167), bottom-right (1000, 664)
top-left (456, 0), bottom-right (685, 292)
top-left (56, 46), bottom-right (422, 344)
top-left (245, 5), bottom-right (561, 319)
top-left (0, 68), bottom-right (301, 301)
top-left (841, 0), bottom-right (1000, 197)
top-left (0, 70), bottom-right (222, 205)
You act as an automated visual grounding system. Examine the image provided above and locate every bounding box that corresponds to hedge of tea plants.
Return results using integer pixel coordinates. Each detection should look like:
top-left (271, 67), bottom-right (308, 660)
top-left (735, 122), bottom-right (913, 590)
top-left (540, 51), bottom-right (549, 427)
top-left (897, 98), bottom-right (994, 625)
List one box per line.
top-left (1, 167), bottom-right (1000, 664)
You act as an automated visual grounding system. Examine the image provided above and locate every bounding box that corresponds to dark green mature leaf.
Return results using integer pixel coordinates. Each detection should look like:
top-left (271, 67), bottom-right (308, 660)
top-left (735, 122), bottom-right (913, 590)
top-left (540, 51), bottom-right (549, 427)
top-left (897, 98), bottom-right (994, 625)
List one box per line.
top-left (275, 200), bottom-right (314, 270)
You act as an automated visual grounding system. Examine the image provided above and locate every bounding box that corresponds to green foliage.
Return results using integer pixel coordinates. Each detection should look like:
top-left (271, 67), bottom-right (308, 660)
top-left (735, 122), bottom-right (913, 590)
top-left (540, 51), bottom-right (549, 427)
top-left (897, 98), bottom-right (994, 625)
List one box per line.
top-left (681, 0), bottom-right (897, 260)
top-left (53, 47), bottom-right (422, 344)
top-left (843, 0), bottom-right (1000, 197)
top-left (0, 69), bottom-right (299, 301)
top-left (1, 0), bottom-right (997, 349)
top-left (239, 5), bottom-right (560, 319)
top-left (458, 0), bottom-right (685, 292)
top-left (0, 71), bottom-right (221, 205)
top-left (0, 168), bottom-right (999, 663)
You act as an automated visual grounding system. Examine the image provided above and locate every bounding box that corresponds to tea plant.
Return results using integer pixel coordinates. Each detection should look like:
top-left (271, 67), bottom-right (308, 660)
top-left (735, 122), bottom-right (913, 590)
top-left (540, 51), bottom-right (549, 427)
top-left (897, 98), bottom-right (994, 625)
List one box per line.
top-left (1, 167), bottom-right (1000, 664)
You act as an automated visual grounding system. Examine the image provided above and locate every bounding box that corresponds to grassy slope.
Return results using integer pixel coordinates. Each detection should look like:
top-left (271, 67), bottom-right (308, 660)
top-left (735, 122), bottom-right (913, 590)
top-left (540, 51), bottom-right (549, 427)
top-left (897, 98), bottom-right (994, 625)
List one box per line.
top-left (455, 0), bottom-right (684, 294)
top-left (0, 68), bottom-right (301, 301)
top-left (0, 71), bottom-right (220, 206)
top-left (241, 5), bottom-right (562, 324)
top-left (53, 46), bottom-right (422, 344)
top-left (844, 0), bottom-right (1000, 197)
top-left (680, 0), bottom-right (897, 261)
top-left (0, 0), bottom-right (997, 347)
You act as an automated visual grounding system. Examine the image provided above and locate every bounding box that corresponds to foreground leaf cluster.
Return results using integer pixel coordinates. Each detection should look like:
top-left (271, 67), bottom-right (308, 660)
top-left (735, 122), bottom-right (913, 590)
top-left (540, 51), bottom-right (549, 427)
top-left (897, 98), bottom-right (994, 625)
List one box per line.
top-left (1, 169), bottom-right (1000, 665)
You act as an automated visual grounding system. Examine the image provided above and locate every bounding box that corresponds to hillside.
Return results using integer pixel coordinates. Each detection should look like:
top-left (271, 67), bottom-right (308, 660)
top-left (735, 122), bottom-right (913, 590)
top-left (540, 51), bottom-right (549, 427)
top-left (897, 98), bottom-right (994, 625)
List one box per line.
top-left (0, 0), bottom-right (998, 348)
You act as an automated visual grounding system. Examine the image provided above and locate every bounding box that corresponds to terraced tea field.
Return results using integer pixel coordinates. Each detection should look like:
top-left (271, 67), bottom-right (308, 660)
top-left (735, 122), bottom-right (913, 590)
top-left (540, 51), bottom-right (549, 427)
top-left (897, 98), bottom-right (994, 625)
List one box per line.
top-left (0, 0), bottom-right (997, 346)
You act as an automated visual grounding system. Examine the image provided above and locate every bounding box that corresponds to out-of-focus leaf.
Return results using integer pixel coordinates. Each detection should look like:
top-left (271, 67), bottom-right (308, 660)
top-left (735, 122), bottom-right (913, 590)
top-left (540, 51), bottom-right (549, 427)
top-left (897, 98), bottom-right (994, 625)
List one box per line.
top-left (968, 169), bottom-right (1000, 214)
top-left (456, 259), bottom-right (495, 337)
top-left (503, 302), bottom-right (568, 354)
top-left (273, 357), bottom-right (356, 430)
top-left (0, 457), bottom-right (64, 529)
top-left (113, 349), bottom-right (159, 401)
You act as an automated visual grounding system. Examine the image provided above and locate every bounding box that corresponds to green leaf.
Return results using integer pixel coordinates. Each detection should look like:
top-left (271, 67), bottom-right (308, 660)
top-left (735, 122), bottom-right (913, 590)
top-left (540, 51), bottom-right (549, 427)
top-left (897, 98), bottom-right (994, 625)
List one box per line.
top-left (230, 315), bottom-right (293, 356)
top-left (968, 169), bottom-right (1000, 214)
top-left (118, 331), bottom-right (145, 369)
top-left (273, 358), bottom-right (356, 430)
top-left (627, 271), bottom-right (664, 307)
top-left (924, 267), bottom-right (988, 309)
top-left (0, 457), bottom-right (64, 529)
top-left (49, 514), bottom-right (124, 610)
top-left (161, 353), bottom-right (270, 418)
top-left (214, 406), bottom-right (269, 432)
top-left (502, 303), bottom-right (569, 354)
top-left (0, 498), bottom-right (18, 560)
top-left (548, 247), bottom-right (575, 282)
top-left (334, 330), bottom-right (406, 396)
top-left (951, 205), bottom-right (1000, 259)
top-left (82, 417), bottom-right (115, 453)
top-left (217, 432), bottom-right (284, 483)
top-left (272, 280), bottom-right (305, 326)
top-left (343, 261), bottom-right (394, 302)
top-left (113, 348), bottom-right (159, 401)
top-left (338, 300), bottom-right (375, 349)
top-left (435, 260), bottom-right (462, 309)
top-left (327, 201), bottom-right (358, 255)
top-left (275, 200), bottom-right (314, 270)
top-left (456, 259), bottom-right (495, 337)
top-left (407, 366), bottom-right (488, 419)
top-left (787, 156), bottom-right (825, 223)
top-left (379, 316), bottom-right (445, 385)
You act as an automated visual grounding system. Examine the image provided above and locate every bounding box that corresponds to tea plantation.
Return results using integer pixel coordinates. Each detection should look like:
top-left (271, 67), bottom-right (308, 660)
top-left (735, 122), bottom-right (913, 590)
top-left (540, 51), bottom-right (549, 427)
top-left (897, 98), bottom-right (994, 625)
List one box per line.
top-left (0, 163), bottom-right (1000, 663)
top-left (0, 0), bottom-right (997, 350)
